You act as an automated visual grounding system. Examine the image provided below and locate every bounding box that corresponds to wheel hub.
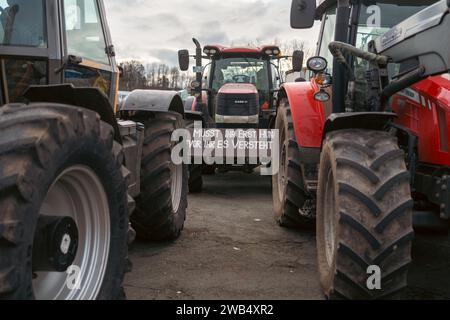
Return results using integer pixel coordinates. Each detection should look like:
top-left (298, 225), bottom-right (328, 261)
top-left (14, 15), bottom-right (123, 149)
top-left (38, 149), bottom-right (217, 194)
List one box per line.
top-left (34, 165), bottom-right (110, 300)
top-left (32, 215), bottom-right (79, 272)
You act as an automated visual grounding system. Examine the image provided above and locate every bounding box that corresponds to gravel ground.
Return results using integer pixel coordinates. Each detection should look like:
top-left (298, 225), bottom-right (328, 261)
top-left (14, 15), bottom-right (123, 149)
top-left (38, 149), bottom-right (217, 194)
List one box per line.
top-left (125, 171), bottom-right (450, 300)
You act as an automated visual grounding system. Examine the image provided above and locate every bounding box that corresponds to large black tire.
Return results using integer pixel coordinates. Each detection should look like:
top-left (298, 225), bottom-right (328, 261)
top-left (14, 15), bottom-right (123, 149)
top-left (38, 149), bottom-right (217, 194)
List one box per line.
top-left (272, 100), bottom-right (314, 228)
top-left (185, 119), bottom-right (203, 193)
top-left (202, 165), bottom-right (216, 175)
top-left (189, 164), bottom-right (203, 193)
top-left (0, 103), bottom-right (129, 300)
top-left (131, 112), bottom-right (188, 241)
top-left (317, 129), bottom-right (413, 299)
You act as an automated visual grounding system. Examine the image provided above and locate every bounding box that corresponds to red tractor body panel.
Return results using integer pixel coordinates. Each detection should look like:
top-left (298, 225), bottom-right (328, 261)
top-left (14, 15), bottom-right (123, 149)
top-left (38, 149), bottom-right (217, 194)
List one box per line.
top-left (392, 74), bottom-right (450, 166)
top-left (280, 80), bottom-right (325, 148)
top-left (283, 73), bottom-right (450, 168)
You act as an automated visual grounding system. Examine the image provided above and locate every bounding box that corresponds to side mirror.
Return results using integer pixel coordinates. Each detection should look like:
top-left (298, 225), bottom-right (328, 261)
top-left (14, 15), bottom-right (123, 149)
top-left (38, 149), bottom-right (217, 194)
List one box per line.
top-left (290, 0), bottom-right (316, 29)
top-left (292, 50), bottom-right (304, 72)
top-left (178, 50), bottom-right (190, 71)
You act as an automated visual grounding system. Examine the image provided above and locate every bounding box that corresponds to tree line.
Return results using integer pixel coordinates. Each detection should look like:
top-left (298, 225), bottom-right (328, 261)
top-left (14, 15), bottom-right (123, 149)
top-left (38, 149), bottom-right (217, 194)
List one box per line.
top-left (119, 60), bottom-right (192, 92)
top-left (119, 39), bottom-right (309, 92)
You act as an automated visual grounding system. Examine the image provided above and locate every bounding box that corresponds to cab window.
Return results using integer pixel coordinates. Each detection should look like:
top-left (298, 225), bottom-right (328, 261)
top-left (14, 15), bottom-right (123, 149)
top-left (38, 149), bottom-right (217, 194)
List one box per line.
top-left (202, 63), bottom-right (211, 89)
top-left (0, 59), bottom-right (47, 102)
top-left (352, 1), bottom-right (439, 110)
top-left (318, 6), bottom-right (337, 74)
top-left (0, 0), bottom-right (46, 47)
top-left (271, 63), bottom-right (280, 89)
top-left (63, 0), bottom-right (109, 65)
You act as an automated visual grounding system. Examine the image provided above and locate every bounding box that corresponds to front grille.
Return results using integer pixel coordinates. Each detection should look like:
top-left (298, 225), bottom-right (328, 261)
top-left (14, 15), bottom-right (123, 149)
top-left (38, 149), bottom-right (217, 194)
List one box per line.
top-left (216, 93), bottom-right (259, 116)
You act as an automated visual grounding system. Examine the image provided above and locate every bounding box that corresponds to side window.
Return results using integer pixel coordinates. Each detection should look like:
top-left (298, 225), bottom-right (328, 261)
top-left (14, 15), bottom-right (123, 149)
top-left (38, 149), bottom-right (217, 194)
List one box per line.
top-left (0, 0), bottom-right (47, 47)
top-left (318, 7), bottom-right (337, 74)
top-left (1, 59), bottom-right (47, 102)
top-left (271, 63), bottom-right (280, 89)
top-left (202, 64), bottom-right (211, 89)
top-left (63, 0), bottom-right (109, 65)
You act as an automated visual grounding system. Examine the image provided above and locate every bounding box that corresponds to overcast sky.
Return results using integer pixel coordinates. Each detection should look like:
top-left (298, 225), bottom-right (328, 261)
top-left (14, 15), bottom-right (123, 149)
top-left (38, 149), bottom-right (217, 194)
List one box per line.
top-left (104, 0), bottom-right (320, 67)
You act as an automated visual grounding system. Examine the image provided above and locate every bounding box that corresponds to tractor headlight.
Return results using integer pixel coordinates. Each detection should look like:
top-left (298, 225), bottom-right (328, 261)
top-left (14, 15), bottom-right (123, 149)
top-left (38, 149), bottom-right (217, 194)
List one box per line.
top-left (265, 49), bottom-right (273, 55)
top-left (204, 48), bottom-right (211, 55)
top-left (190, 80), bottom-right (201, 89)
top-left (273, 49), bottom-right (280, 55)
top-left (307, 56), bottom-right (328, 73)
top-left (210, 49), bottom-right (217, 55)
top-left (314, 90), bottom-right (330, 102)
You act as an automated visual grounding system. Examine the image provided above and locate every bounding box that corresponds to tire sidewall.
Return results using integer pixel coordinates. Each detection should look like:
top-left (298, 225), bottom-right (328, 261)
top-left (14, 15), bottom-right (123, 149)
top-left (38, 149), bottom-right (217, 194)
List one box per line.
top-left (316, 138), bottom-right (339, 297)
top-left (170, 114), bottom-right (189, 229)
top-left (24, 127), bottom-right (127, 300)
top-left (272, 102), bottom-right (289, 218)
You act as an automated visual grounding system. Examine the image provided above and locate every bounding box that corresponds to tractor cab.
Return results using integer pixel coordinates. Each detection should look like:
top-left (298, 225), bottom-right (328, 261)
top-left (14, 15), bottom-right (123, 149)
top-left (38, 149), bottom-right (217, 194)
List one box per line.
top-left (0, 0), bottom-right (119, 106)
top-left (178, 41), bottom-right (303, 129)
top-left (292, 0), bottom-right (440, 113)
top-left (203, 46), bottom-right (279, 128)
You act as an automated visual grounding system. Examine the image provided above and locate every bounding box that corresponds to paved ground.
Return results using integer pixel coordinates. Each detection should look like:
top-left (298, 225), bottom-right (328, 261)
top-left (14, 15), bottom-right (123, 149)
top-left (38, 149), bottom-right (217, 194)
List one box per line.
top-left (125, 171), bottom-right (450, 300)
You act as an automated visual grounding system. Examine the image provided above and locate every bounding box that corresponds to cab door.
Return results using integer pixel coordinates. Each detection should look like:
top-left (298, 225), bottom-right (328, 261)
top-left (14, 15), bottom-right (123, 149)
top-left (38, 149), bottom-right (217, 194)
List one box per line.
top-left (61, 0), bottom-right (118, 106)
top-left (315, 5), bottom-right (337, 119)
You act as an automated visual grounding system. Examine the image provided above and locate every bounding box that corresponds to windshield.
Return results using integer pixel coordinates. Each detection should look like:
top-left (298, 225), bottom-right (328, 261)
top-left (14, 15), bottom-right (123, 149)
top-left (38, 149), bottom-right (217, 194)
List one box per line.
top-left (352, 1), bottom-right (439, 109)
top-left (0, 0), bottom-right (46, 47)
top-left (356, 1), bottom-right (438, 51)
top-left (212, 57), bottom-right (269, 92)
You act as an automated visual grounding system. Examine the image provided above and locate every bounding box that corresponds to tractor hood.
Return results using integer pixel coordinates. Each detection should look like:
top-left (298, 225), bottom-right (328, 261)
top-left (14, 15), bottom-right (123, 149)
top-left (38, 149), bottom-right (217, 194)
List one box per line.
top-left (218, 83), bottom-right (258, 95)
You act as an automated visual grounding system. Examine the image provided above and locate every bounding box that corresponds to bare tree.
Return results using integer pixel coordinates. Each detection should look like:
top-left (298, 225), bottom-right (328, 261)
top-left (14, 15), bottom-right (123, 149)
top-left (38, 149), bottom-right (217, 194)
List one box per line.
top-left (170, 67), bottom-right (180, 89)
top-left (119, 60), bottom-right (148, 91)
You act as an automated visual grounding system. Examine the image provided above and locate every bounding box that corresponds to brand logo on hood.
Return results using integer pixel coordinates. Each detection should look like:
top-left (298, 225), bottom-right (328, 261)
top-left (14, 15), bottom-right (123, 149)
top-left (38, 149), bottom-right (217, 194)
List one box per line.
top-left (234, 100), bottom-right (248, 104)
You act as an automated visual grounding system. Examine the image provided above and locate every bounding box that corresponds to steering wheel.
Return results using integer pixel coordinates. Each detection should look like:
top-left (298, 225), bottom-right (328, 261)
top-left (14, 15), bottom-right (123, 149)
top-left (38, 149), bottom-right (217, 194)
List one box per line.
top-left (232, 75), bottom-right (251, 83)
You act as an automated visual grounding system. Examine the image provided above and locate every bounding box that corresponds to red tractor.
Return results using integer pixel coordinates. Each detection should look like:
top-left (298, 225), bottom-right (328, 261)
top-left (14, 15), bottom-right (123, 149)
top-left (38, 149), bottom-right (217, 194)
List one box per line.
top-left (275, 0), bottom-right (450, 299)
top-left (178, 41), bottom-right (303, 191)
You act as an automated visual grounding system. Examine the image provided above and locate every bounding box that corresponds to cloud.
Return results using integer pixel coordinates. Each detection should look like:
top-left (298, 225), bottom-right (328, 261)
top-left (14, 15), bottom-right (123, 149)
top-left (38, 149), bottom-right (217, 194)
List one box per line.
top-left (104, 0), bottom-right (320, 66)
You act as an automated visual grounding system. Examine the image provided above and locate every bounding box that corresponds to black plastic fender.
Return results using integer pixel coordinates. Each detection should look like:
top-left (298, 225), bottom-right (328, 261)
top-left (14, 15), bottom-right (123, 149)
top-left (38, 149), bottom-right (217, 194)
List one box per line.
top-left (120, 89), bottom-right (184, 116)
top-left (24, 84), bottom-right (122, 142)
top-left (322, 112), bottom-right (397, 146)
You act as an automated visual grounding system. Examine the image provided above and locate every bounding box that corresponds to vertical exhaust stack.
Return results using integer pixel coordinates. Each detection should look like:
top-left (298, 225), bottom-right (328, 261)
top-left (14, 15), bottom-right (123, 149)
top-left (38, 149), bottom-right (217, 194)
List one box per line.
top-left (192, 38), bottom-right (212, 126)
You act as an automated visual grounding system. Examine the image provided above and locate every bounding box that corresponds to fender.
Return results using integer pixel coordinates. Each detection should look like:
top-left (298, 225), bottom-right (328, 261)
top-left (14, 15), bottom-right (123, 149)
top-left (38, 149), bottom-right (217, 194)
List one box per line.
top-left (278, 80), bottom-right (324, 148)
top-left (24, 84), bottom-right (122, 142)
top-left (120, 89), bottom-right (184, 116)
top-left (191, 91), bottom-right (208, 112)
top-left (185, 110), bottom-right (205, 125)
top-left (323, 112), bottom-right (397, 143)
top-left (184, 96), bottom-right (196, 112)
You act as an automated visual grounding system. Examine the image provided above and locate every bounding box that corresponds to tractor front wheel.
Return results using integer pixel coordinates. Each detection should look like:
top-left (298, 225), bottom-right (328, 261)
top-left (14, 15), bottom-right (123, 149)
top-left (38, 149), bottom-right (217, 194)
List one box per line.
top-left (317, 129), bottom-right (413, 299)
top-left (272, 100), bottom-right (314, 228)
top-left (0, 103), bottom-right (129, 300)
top-left (131, 112), bottom-right (188, 241)
top-left (189, 164), bottom-right (203, 193)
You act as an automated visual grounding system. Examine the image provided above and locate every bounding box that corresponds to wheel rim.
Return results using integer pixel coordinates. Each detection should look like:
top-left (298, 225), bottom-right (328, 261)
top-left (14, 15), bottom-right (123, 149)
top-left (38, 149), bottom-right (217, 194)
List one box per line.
top-left (323, 168), bottom-right (337, 267)
top-left (277, 125), bottom-right (288, 201)
top-left (34, 165), bottom-right (110, 300)
top-left (170, 162), bottom-right (183, 213)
